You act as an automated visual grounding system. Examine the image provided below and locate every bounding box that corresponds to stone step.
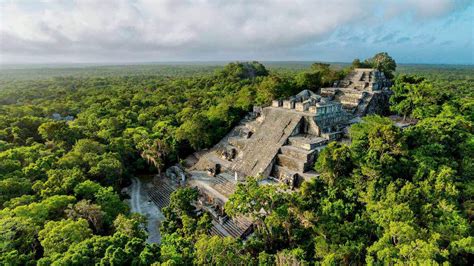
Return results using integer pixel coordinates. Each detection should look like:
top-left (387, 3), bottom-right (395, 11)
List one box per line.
top-left (355, 93), bottom-right (373, 116)
top-left (209, 225), bottom-right (226, 237)
top-left (212, 174), bottom-right (236, 197)
top-left (340, 89), bottom-right (365, 96)
top-left (288, 136), bottom-right (327, 150)
top-left (276, 154), bottom-right (308, 172)
top-left (280, 145), bottom-right (317, 161)
top-left (339, 95), bottom-right (363, 106)
top-left (272, 165), bottom-right (319, 183)
top-left (188, 171), bottom-right (236, 200)
top-left (210, 216), bottom-right (253, 239)
top-left (222, 220), bottom-right (242, 238)
top-left (218, 172), bottom-right (236, 181)
top-left (271, 165), bottom-right (305, 187)
top-left (145, 181), bottom-right (176, 209)
top-left (272, 164), bottom-right (298, 180)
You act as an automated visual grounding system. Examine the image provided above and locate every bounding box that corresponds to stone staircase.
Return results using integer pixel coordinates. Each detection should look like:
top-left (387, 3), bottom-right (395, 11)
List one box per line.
top-left (355, 93), bottom-right (373, 116)
top-left (280, 145), bottom-right (315, 161)
top-left (234, 108), bottom-right (302, 177)
top-left (146, 180), bottom-right (177, 209)
top-left (338, 89), bottom-right (364, 107)
top-left (210, 173), bottom-right (237, 198)
top-left (271, 134), bottom-right (326, 182)
top-left (339, 69), bottom-right (374, 91)
top-left (276, 154), bottom-right (309, 172)
top-left (288, 135), bottom-right (327, 150)
top-left (210, 216), bottom-right (253, 238)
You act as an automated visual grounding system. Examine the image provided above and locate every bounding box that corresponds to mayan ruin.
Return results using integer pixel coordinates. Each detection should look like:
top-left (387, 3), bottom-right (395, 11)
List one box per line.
top-left (5, 1), bottom-right (471, 263)
top-left (146, 68), bottom-right (393, 238)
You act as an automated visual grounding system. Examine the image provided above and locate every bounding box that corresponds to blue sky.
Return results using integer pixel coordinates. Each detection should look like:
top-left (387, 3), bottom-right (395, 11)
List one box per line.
top-left (0, 0), bottom-right (472, 64)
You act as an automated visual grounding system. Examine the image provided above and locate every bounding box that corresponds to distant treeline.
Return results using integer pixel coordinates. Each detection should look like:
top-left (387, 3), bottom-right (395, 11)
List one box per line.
top-left (3, 60), bottom-right (471, 81)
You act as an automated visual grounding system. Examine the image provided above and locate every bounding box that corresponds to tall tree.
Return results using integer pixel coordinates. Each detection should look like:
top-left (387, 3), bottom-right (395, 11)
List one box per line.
top-left (38, 218), bottom-right (92, 257)
top-left (364, 52), bottom-right (397, 78)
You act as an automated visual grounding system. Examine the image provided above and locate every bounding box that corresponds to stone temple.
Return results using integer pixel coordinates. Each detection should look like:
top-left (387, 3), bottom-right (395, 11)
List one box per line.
top-left (189, 68), bottom-right (391, 184)
top-left (157, 68), bottom-right (392, 238)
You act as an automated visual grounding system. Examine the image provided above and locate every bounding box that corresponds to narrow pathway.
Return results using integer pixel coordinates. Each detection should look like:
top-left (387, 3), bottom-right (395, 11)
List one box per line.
top-left (128, 177), bottom-right (165, 244)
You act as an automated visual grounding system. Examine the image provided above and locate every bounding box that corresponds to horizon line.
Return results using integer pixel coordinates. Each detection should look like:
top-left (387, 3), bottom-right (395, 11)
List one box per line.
top-left (1, 60), bottom-right (473, 69)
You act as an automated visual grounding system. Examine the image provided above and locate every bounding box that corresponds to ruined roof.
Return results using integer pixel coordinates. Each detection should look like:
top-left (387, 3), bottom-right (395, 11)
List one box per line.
top-left (315, 99), bottom-right (338, 107)
top-left (295, 89), bottom-right (320, 101)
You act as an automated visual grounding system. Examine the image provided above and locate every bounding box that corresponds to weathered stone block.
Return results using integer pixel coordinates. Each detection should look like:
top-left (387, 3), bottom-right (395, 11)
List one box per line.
top-left (280, 145), bottom-right (317, 162)
top-left (276, 154), bottom-right (308, 172)
top-left (272, 100), bottom-right (282, 107)
top-left (295, 101), bottom-right (310, 112)
top-left (288, 136), bottom-right (327, 150)
top-left (272, 165), bottom-right (295, 180)
top-left (283, 100), bottom-right (295, 109)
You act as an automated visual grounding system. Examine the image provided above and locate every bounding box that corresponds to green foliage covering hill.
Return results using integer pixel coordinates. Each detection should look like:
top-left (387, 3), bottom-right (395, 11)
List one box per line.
top-left (0, 59), bottom-right (472, 265)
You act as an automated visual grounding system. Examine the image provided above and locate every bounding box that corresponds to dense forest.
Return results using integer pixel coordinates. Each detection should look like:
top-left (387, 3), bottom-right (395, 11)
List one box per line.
top-left (1, 55), bottom-right (473, 265)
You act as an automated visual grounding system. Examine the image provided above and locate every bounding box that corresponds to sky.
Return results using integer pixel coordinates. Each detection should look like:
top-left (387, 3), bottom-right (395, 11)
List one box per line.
top-left (0, 0), bottom-right (473, 65)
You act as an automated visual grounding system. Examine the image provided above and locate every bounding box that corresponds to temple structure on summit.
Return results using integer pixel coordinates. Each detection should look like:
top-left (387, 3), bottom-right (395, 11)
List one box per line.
top-left (321, 68), bottom-right (391, 115)
top-left (170, 68), bottom-right (392, 238)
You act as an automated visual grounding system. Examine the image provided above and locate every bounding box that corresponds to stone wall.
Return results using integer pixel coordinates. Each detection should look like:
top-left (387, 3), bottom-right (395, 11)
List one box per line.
top-left (301, 116), bottom-right (320, 136)
top-left (280, 146), bottom-right (317, 161)
top-left (365, 90), bottom-right (392, 115)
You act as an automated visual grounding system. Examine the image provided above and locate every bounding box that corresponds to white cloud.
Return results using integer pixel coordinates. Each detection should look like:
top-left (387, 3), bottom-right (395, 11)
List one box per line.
top-left (0, 0), bottom-right (471, 63)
